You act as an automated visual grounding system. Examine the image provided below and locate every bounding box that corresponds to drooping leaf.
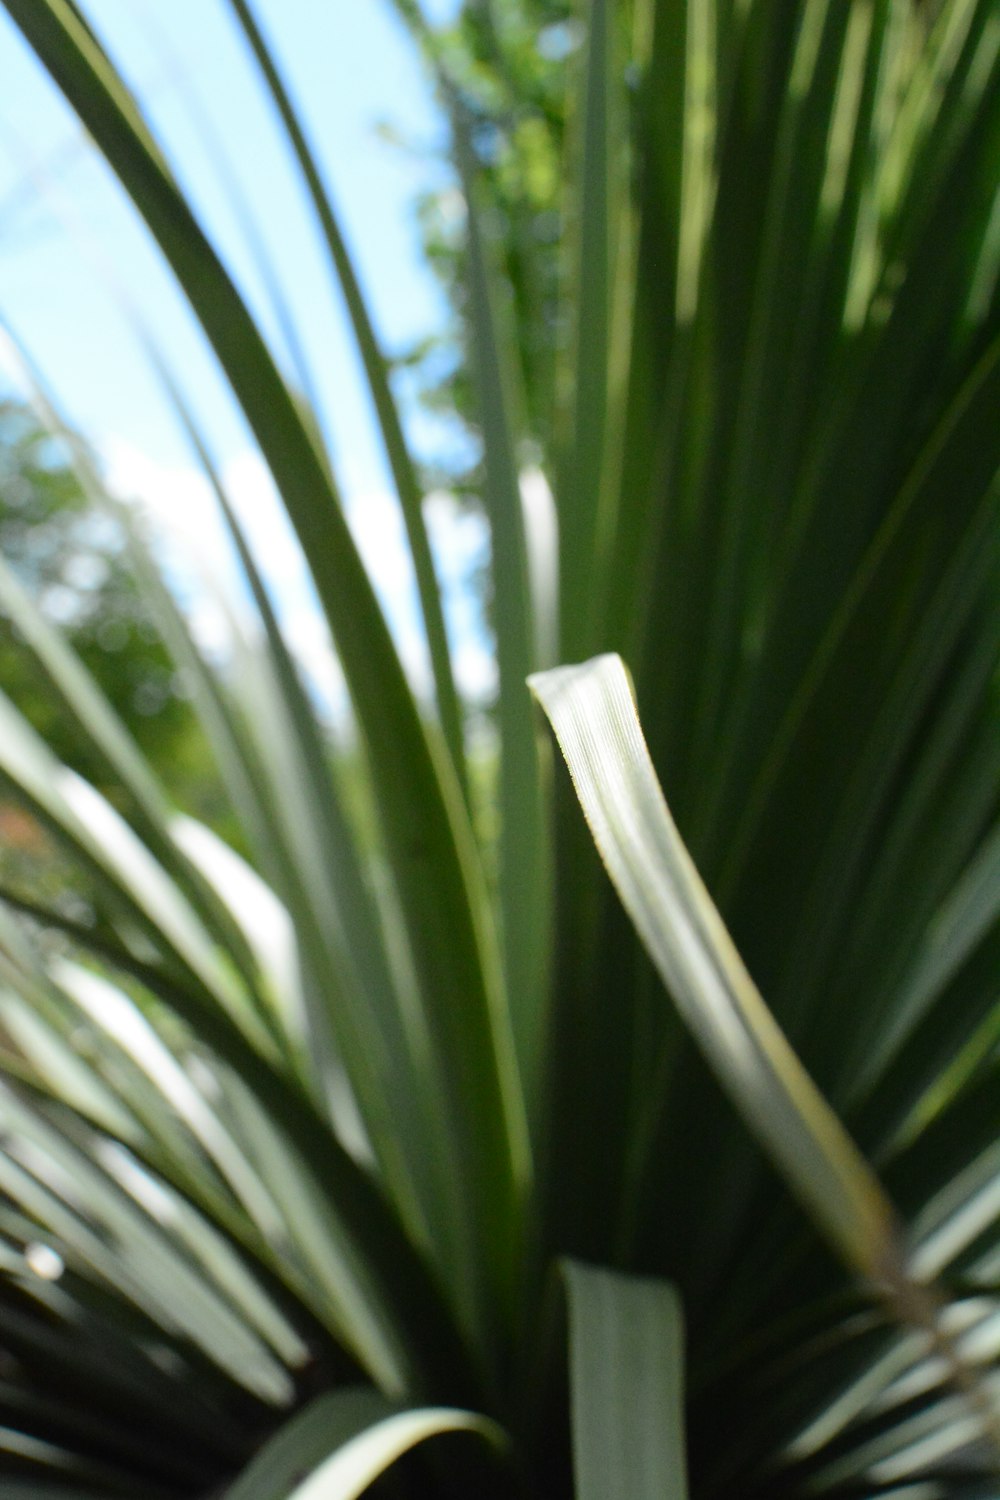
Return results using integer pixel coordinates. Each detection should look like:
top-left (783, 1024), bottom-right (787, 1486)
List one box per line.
top-left (224, 1388), bottom-right (503, 1500)
top-left (530, 653), bottom-right (898, 1282)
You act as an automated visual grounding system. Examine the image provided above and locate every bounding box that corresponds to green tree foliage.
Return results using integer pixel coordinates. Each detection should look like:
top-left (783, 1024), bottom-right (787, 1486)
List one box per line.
top-left (0, 398), bottom-right (238, 851)
top-left (0, 399), bottom-right (207, 801)
top-left (388, 0), bottom-right (571, 482)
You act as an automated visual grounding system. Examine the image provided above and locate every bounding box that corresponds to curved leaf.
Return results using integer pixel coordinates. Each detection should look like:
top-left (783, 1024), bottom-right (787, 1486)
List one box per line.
top-left (530, 653), bottom-right (897, 1281)
top-left (531, 651), bottom-right (1000, 1454)
top-left (224, 1388), bottom-right (504, 1500)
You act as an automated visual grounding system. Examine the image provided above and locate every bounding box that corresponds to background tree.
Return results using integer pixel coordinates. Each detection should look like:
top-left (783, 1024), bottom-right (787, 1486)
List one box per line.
top-left (0, 396), bottom-right (228, 835)
top-left (387, 0), bottom-right (572, 491)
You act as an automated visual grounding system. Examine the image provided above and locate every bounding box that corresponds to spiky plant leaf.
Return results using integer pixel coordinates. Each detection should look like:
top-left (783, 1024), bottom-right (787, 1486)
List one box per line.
top-left (565, 1260), bottom-right (689, 1500)
top-left (0, 0), bottom-right (997, 1496)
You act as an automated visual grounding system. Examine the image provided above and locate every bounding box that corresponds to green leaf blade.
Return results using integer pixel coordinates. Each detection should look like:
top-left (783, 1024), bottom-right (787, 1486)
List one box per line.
top-left (530, 652), bottom-right (896, 1283)
top-left (565, 1260), bottom-right (688, 1500)
top-left (224, 0), bottom-right (470, 806)
top-left (458, 120), bottom-right (551, 1131)
top-left (224, 1388), bottom-right (503, 1500)
top-left (1, 0), bottom-right (529, 1359)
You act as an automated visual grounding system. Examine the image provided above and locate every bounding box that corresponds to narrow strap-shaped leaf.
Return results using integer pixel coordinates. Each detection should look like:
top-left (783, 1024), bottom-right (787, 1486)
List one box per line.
top-left (0, 1259), bottom-right (249, 1461)
top-left (0, 323), bottom-right (289, 1029)
top-left (280, 1407), bottom-right (502, 1500)
top-left (2, 281), bottom-right (288, 907)
top-left (0, 986), bottom-right (343, 1367)
top-left (684, 0), bottom-right (842, 794)
top-left (224, 0), bottom-right (468, 804)
top-left (530, 654), bottom-right (900, 1286)
top-left (531, 656), bottom-right (1000, 1452)
top-left (33, 1094), bottom-right (307, 1374)
top-left (564, 1260), bottom-right (688, 1500)
top-left (0, 685), bottom-right (275, 1048)
top-left (0, 1428), bottom-right (141, 1492)
top-left (0, 549), bottom-right (271, 1012)
top-left (558, 0), bottom-right (629, 657)
top-left (0, 891), bottom-right (477, 1402)
top-left (0, 1089), bottom-right (295, 1405)
top-left (0, 989), bottom-right (137, 1144)
top-left (138, 4), bottom-right (326, 428)
top-left (50, 957), bottom-right (283, 1237)
top-left (458, 118), bottom-right (550, 1125)
top-left (875, 821), bottom-right (1000, 1100)
top-left (224, 1387), bottom-right (503, 1500)
top-left (153, 360), bottom-right (454, 1246)
top-left (0, 552), bottom-right (163, 827)
top-left (600, 0), bottom-right (688, 654)
top-left (222, 1389), bottom-right (392, 1500)
top-left (3, 0), bottom-right (528, 1354)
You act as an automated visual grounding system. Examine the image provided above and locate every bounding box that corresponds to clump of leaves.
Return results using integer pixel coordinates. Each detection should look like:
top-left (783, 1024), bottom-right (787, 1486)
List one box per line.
top-left (0, 1), bottom-right (995, 1498)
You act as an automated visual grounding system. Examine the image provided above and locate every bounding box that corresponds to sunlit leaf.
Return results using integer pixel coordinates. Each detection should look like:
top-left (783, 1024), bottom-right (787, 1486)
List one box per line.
top-left (224, 1389), bottom-right (503, 1500)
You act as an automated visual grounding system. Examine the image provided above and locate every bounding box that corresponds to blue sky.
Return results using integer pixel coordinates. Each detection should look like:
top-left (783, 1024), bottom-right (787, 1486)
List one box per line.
top-left (0, 0), bottom-right (453, 482)
top-left (0, 0), bottom-right (496, 707)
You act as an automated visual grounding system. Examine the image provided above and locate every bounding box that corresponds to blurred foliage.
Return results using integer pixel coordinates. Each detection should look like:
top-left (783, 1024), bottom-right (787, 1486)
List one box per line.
top-left (0, 0), bottom-right (997, 1496)
top-left (0, 398), bottom-right (231, 838)
top-left (386, 0), bottom-right (573, 489)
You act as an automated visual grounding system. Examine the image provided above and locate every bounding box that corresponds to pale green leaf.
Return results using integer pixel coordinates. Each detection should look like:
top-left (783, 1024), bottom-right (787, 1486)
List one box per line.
top-left (529, 653), bottom-right (899, 1282)
top-left (458, 114), bottom-right (550, 1126)
top-left (224, 1388), bottom-right (503, 1500)
top-left (565, 1260), bottom-right (688, 1500)
top-left (280, 1407), bottom-right (502, 1500)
